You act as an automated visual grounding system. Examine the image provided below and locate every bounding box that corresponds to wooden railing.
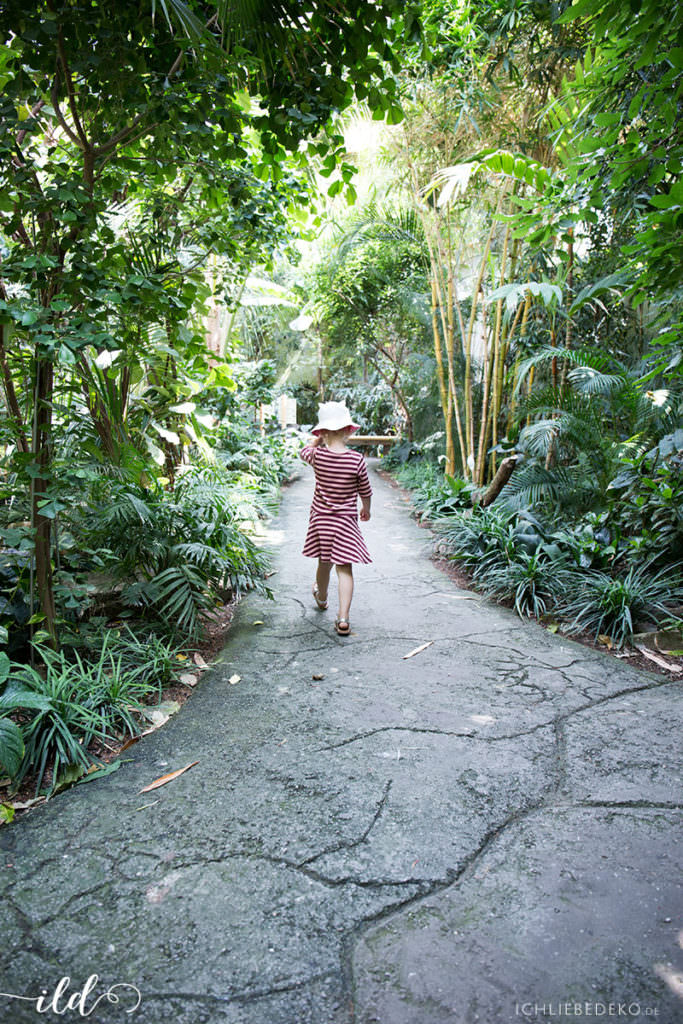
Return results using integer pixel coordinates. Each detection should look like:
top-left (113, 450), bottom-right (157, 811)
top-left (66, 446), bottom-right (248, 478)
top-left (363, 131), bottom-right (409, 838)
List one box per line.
top-left (347, 435), bottom-right (399, 447)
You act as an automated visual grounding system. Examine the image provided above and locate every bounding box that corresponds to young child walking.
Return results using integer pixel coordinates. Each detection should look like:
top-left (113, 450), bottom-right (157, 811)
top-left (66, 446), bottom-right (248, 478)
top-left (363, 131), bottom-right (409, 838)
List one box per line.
top-left (300, 401), bottom-right (372, 636)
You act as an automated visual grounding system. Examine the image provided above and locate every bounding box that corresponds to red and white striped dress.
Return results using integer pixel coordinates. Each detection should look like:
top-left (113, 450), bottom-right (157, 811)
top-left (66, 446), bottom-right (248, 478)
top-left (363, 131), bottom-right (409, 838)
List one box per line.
top-left (300, 445), bottom-right (372, 564)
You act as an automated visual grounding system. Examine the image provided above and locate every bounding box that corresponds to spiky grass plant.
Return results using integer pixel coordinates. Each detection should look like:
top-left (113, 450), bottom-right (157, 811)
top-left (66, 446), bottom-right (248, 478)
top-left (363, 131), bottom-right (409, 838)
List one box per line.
top-left (559, 562), bottom-right (683, 648)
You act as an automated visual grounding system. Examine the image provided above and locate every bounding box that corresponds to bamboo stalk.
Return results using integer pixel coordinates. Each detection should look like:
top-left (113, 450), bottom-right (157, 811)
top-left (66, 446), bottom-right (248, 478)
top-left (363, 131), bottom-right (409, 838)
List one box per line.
top-left (430, 274), bottom-right (455, 474)
top-left (559, 228), bottom-right (574, 398)
top-left (475, 304), bottom-right (491, 486)
top-left (489, 223), bottom-right (511, 479)
top-left (464, 198), bottom-right (501, 478)
top-left (444, 208), bottom-right (463, 476)
top-left (504, 295), bottom-right (529, 432)
top-left (525, 364), bottom-right (536, 428)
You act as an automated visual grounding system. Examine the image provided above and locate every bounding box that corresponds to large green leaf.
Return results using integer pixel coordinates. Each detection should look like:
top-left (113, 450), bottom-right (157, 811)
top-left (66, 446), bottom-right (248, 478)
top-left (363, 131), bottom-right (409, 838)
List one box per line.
top-left (487, 281), bottom-right (563, 313)
top-left (0, 717), bottom-right (24, 778)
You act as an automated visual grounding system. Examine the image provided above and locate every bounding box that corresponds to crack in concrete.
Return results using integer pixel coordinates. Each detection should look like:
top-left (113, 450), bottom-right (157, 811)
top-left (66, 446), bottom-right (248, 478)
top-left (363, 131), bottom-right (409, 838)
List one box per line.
top-left (141, 971), bottom-right (332, 1009)
top-left (159, 781), bottom-right (398, 893)
top-left (317, 675), bottom-right (682, 753)
top-left (343, 791), bottom-right (679, 1017)
top-left (575, 799), bottom-right (683, 811)
top-left (299, 780), bottom-right (393, 869)
top-left (35, 879), bottom-right (116, 929)
top-left (318, 727), bottom-right (477, 751)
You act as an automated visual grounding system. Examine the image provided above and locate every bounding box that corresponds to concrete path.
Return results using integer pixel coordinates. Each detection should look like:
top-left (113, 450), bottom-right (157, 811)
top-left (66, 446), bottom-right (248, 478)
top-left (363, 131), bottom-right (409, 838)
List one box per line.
top-left (1, 462), bottom-right (682, 1024)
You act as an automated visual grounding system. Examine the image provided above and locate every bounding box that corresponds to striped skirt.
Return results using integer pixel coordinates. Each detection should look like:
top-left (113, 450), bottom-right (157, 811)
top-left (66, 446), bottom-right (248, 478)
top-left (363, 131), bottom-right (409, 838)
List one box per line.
top-left (302, 512), bottom-right (371, 565)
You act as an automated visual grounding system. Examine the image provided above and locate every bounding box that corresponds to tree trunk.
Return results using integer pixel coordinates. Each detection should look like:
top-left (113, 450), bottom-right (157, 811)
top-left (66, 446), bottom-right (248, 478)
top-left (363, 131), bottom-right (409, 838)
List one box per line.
top-left (32, 354), bottom-right (57, 645)
top-left (0, 324), bottom-right (29, 452)
top-left (430, 272), bottom-right (455, 474)
top-left (476, 455), bottom-right (519, 507)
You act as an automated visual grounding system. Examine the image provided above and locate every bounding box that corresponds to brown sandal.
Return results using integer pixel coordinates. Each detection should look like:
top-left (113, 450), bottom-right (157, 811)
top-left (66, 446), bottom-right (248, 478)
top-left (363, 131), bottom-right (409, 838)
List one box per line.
top-left (313, 585), bottom-right (328, 611)
top-left (335, 618), bottom-right (350, 636)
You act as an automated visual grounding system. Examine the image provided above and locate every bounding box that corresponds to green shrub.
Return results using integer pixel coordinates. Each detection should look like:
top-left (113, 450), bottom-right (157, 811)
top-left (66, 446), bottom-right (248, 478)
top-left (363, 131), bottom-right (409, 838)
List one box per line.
top-left (479, 549), bottom-right (575, 619)
top-left (608, 431), bottom-right (683, 565)
top-left (391, 456), bottom-right (475, 520)
top-left (0, 631), bottom-right (176, 795)
top-left (558, 563), bottom-right (683, 648)
top-left (76, 473), bottom-right (271, 637)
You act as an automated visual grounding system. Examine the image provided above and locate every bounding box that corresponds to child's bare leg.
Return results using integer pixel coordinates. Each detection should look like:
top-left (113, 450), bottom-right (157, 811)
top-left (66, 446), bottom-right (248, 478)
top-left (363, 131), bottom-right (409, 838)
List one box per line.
top-left (316, 559), bottom-right (332, 602)
top-left (336, 563), bottom-right (354, 621)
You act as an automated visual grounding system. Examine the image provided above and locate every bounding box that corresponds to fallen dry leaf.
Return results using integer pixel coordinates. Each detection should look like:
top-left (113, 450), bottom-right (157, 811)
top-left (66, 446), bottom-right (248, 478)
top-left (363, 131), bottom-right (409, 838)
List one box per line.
top-left (141, 700), bottom-right (180, 729)
top-left (634, 644), bottom-right (683, 674)
top-left (139, 761), bottom-right (198, 794)
top-left (179, 672), bottom-right (198, 687)
top-left (252, 620), bottom-right (264, 626)
top-left (228, 673), bottom-right (241, 685)
top-left (120, 735), bottom-right (141, 752)
top-left (193, 653), bottom-right (209, 670)
top-left (7, 796), bottom-right (45, 810)
top-left (312, 673), bottom-right (325, 681)
top-left (403, 641), bottom-right (434, 660)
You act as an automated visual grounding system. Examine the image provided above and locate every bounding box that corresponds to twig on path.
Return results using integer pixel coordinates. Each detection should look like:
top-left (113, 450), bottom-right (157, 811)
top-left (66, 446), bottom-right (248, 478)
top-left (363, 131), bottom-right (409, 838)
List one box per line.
top-left (403, 641), bottom-right (434, 659)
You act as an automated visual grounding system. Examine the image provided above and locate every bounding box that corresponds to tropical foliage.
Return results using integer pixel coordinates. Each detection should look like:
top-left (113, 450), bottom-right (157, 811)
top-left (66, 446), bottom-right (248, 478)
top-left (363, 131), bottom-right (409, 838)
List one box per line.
top-left (1, 0), bottom-right (682, 794)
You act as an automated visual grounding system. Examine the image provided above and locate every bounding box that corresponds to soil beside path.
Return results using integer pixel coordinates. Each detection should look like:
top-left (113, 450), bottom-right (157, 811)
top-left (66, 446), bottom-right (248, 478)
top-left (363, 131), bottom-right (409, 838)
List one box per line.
top-left (1, 461), bottom-right (681, 1024)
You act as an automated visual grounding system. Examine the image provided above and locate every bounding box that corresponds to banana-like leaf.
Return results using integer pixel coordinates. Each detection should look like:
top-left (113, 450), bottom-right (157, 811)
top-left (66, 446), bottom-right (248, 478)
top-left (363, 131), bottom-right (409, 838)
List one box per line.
top-left (487, 281), bottom-right (563, 313)
top-left (568, 271), bottom-right (630, 314)
top-left (427, 150), bottom-right (559, 206)
top-left (0, 717), bottom-right (24, 778)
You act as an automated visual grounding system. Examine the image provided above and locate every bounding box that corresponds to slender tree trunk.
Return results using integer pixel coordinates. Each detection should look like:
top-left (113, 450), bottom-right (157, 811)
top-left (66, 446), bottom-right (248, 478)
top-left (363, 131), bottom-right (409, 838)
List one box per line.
top-left (489, 223), bottom-right (511, 479)
top-left (31, 354), bottom-right (57, 645)
top-left (430, 265), bottom-right (455, 474)
top-left (464, 205), bottom-right (500, 479)
top-left (546, 326), bottom-right (558, 469)
top-left (0, 324), bottom-right (30, 452)
top-left (506, 293), bottom-right (531, 432)
top-left (525, 365), bottom-right (536, 427)
top-left (475, 304), bottom-right (491, 486)
top-left (559, 229), bottom-right (574, 398)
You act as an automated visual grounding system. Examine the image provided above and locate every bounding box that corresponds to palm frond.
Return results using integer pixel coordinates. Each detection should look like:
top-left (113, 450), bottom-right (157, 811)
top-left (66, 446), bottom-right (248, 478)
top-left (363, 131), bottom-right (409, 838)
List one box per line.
top-left (499, 463), bottom-right (596, 512)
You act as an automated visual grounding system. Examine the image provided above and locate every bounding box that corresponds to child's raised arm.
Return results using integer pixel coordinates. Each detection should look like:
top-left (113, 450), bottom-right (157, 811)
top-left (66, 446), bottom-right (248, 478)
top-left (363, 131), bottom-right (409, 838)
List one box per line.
top-left (299, 433), bottom-right (324, 464)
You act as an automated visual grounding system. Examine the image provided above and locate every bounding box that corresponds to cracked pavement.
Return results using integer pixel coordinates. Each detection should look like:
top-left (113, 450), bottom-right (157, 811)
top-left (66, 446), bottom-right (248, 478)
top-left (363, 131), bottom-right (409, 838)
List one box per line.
top-left (1, 462), bottom-right (682, 1024)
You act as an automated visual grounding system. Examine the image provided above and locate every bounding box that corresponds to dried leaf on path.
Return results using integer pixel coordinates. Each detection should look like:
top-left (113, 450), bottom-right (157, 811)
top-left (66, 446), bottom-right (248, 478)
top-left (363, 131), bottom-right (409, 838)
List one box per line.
top-left (228, 673), bottom-right (241, 685)
top-left (7, 796), bottom-right (45, 811)
top-left (312, 673), bottom-right (325, 680)
top-left (120, 735), bottom-right (141, 752)
top-left (79, 761), bottom-right (122, 784)
top-left (179, 673), bottom-right (198, 687)
top-left (139, 761), bottom-right (199, 794)
top-left (140, 700), bottom-right (181, 728)
top-left (403, 641), bottom-right (434, 660)
top-left (634, 644), bottom-right (683, 674)
top-left (193, 653), bottom-right (209, 670)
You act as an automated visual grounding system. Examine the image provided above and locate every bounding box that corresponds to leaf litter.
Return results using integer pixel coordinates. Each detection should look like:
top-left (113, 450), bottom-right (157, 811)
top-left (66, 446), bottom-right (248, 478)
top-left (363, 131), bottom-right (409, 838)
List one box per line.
top-left (139, 761), bottom-right (199, 794)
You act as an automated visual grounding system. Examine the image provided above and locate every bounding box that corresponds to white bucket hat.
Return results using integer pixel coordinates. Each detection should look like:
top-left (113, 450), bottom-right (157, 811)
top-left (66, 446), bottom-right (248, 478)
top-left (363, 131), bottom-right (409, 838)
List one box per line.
top-left (312, 401), bottom-right (359, 436)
